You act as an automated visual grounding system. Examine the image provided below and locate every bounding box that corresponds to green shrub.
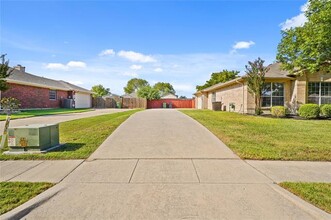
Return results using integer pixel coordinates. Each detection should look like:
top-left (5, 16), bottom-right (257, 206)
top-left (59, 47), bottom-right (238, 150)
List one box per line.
top-left (299, 104), bottom-right (320, 119)
top-left (271, 106), bottom-right (286, 118)
top-left (320, 104), bottom-right (331, 118)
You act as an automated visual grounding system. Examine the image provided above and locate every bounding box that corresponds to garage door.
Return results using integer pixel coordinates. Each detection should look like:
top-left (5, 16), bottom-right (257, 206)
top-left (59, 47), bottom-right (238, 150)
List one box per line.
top-left (75, 93), bottom-right (91, 108)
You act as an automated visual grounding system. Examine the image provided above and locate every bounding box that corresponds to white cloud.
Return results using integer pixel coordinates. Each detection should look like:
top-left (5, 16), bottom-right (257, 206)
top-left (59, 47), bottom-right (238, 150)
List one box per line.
top-left (99, 49), bottom-right (115, 56)
top-left (45, 63), bottom-right (67, 70)
top-left (68, 80), bottom-right (83, 85)
top-left (154, 67), bottom-right (163, 72)
top-left (122, 72), bottom-right (138, 77)
top-left (233, 41), bottom-right (255, 50)
top-left (67, 61), bottom-right (87, 68)
top-left (45, 61), bottom-right (86, 70)
top-left (280, 2), bottom-right (308, 30)
top-left (118, 50), bottom-right (156, 63)
top-left (130, 64), bottom-right (143, 70)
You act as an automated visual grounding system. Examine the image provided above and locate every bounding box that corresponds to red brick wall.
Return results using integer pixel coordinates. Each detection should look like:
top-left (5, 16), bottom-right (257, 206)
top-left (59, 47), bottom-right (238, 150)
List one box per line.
top-left (2, 83), bottom-right (69, 109)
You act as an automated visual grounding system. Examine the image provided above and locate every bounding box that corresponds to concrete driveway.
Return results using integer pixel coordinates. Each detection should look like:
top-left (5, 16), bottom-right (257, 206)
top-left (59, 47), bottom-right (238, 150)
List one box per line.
top-left (2, 109), bottom-right (330, 219)
top-left (0, 108), bottom-right (130, 131)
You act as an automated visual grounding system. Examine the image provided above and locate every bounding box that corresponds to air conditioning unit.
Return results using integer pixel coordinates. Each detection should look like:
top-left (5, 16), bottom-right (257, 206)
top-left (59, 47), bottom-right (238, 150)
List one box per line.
top-left (8, 124), bottom-right (59, 152)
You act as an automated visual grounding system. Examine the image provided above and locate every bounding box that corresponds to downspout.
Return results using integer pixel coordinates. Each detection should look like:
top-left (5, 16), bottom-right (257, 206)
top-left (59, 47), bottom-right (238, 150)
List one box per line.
top-left (235, 78), bottom-right (245, 114)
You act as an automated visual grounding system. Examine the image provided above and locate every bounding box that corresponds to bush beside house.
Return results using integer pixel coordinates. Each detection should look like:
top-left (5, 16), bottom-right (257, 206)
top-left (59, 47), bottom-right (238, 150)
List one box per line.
top-left (299, 104), bottom-right (320, 119)
top-left (271, 106), bottom-right (286, 118)
top-left (321, 104), bottom-right (331, 118)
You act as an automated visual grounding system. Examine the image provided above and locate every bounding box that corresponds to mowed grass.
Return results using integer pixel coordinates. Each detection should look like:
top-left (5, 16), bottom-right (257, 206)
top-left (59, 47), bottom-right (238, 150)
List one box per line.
top-left (0, 110), bottom-right (140, 160)
top-left (0, 182), bottom-right (54, 215)
top-left (0, 108), bottom-right (92, 121)
top-left (280, 182), bottom-right (331, 213)
top-left (181, 110), bottom-right (331, 161)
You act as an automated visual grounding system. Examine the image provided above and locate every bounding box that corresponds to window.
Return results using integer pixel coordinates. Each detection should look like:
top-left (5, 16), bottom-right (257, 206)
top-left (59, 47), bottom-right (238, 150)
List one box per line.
top-left (49, 90), bottom-right (57, 100)
top-left (262, 83), bottom-right (284, 107)
top-left (308, 82), bottom-right (331, 105)
top-left (211, 92), bottom-right (216, 102)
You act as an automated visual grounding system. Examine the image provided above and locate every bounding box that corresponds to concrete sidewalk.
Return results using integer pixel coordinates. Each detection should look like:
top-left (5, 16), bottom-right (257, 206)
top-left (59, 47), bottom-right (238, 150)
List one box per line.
top-left (246, 160), bottom-right (331, 183)
top-left (1, 110), bottom-right (330, 219)
top-left (0, 160), bottom-right (83, 183)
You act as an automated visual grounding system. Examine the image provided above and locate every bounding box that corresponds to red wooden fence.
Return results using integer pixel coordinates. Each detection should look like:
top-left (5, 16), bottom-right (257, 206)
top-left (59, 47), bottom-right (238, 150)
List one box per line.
top-left (147, 99), bottom-right (195, 109)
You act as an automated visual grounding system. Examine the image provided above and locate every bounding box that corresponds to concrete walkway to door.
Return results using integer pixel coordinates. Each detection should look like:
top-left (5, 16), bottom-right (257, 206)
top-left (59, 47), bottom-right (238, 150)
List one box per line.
top-left (2, 109), bottom-right (330, 220)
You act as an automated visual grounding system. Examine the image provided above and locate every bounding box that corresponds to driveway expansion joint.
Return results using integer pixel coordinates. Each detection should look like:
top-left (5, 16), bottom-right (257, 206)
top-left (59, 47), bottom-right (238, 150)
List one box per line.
top-left (128, 159), bottom-right (139, 183)
top-left (191, 159), bottom-right (201, 183)
top-left (6, 160), bottom-right (45, 182)
top-left (243, 160), bottom-right (277, 183)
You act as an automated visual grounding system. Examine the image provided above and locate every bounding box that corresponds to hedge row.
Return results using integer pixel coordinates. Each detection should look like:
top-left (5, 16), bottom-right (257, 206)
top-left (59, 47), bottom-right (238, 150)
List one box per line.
top-left (270, 104), bottom-right (331, 119)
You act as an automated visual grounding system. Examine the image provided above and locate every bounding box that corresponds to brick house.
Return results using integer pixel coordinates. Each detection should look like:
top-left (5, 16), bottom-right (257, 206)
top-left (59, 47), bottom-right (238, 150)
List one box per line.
top-left (194, 63), bottom-right (331, 114)
top-left (1, 65), bottom-right (93, 109)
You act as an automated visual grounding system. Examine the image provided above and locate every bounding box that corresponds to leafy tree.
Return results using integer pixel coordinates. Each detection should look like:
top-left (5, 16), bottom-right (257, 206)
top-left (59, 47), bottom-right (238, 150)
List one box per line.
top-left (153, 82), bottom-right (176, 96)
top-left (137, 86), bottom-right (160, 100)
top-left (245, 58), bottom-right (268, 115)
top-left (91, 84), bottom-right (110, 97)
top-left (0, 54), bottom-right (13, 91)
top-left (179, 96), bottom-right (187, 99)
top-left (124, 78), bottom-right (149, 94)
top-left (277, 0), bottom-right (331, 75)
top-left (196, 70), bottom-right (239, 91)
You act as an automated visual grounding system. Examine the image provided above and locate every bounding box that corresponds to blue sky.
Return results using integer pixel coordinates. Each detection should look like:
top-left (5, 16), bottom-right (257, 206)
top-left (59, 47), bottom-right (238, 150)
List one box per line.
top-left (1, 0), bottom-right (307, 97)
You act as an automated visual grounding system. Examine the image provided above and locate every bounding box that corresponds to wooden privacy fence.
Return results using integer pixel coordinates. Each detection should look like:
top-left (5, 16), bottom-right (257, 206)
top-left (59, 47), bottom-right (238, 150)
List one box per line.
top-left (147, 99), bottom-right (195, 109)
top-left (93, 97), bottom-right (119, 108)
top-left (93, 97), bottom-right (147, 109)
top-left (122, 98), bottom-right (147, 109)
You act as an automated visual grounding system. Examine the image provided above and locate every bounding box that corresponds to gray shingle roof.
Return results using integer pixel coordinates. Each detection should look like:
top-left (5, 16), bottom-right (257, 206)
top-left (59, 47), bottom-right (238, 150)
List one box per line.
top-left (264, 62), bottom-right (293, 78)
top-left (7, 68), bottom-right (92, 93)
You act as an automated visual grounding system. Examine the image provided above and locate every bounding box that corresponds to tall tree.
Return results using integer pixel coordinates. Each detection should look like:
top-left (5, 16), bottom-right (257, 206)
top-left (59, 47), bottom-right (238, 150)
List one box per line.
top-left (153, 82), bottom-right (176, 96)
top-left (245, 58), bottom-right (268, 115)
top-left (277, 0), bottom-right (331, 75)
top-left (0, 54), bottom-right (13, 91)
top-left (124, 78), bottom-right (149, 94)
top-left (196, 70), bottom-right (239, 91)
top-left (91, 84), bottom-right (110, 97)
top-left (137, 86), bottom-right (161, 100)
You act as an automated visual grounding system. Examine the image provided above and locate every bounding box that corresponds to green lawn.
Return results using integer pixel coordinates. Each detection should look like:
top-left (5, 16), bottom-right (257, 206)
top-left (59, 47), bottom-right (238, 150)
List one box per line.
top-left (0, 108), bottom-right (93, 121)
top-left (0, 109), bottom-right (140, 160)
top-left (181, 110), bottom-right (331, 161)
top-left (280, 182), bottom-right (331, 214)
top-left (0, 182), bottom-right (54, 215)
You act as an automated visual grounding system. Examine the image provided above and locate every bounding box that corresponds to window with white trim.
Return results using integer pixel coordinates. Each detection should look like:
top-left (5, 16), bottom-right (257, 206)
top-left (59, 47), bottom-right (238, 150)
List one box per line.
top-left (262, 83), bottom-right (284, 107)
top-left (308, 82), bottom-right (331, 105)
top-left (211, 92), bottom-right (216, 102)
top-left (49, 90), bottom-right (57, 100)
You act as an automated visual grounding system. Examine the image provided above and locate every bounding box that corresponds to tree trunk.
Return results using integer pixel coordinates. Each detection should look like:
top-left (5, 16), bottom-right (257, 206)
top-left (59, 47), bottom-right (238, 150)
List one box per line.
top-left (255, 94), bottom-right (262, 115)
top-left (0, 114), bottom-right (11, 149)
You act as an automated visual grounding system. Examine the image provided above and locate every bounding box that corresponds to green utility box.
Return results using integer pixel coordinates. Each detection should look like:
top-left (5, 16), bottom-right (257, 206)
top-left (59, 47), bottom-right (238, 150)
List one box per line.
top-left (8, 124), bottom-right (59, 152)
top-left (163, 102), bottom-right (167, 108)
